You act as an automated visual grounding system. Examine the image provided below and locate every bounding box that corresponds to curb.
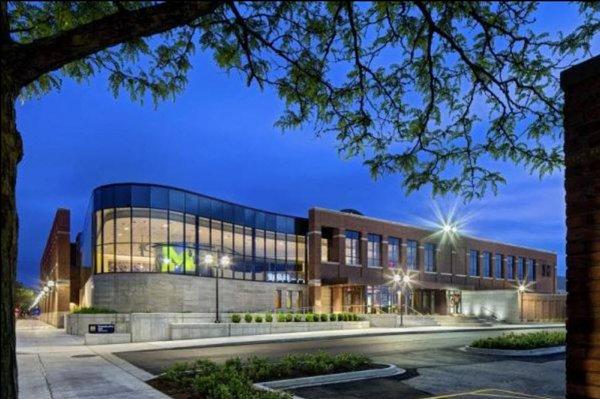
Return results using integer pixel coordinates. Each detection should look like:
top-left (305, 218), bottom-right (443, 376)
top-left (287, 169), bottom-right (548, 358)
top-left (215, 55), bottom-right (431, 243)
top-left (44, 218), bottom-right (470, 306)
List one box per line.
top-left (110, 324), bottom-right (565, 354)
top-left (462, 345), bottom-right (565, 357)
top-left (253, 363), bottom-right (404, 391)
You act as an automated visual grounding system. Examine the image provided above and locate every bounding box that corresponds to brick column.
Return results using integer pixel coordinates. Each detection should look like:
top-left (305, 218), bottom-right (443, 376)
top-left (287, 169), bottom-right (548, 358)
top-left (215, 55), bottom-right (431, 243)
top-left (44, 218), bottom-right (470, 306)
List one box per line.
top-left (561, 55), bottom-right (600, 398)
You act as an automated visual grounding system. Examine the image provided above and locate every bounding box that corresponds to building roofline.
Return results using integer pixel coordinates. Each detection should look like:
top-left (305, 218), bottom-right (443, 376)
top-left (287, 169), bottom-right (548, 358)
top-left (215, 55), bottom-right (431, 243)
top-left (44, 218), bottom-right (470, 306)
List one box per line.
top-left (310, 207), bottom-right (557, 256)
top-left (93, 182), bottom-right (308, 221)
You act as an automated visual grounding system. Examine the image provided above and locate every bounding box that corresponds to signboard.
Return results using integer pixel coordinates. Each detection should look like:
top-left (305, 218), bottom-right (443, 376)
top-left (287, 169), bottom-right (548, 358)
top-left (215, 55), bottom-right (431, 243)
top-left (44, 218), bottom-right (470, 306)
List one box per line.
top-left (88, 324), bottom-right (115, 334)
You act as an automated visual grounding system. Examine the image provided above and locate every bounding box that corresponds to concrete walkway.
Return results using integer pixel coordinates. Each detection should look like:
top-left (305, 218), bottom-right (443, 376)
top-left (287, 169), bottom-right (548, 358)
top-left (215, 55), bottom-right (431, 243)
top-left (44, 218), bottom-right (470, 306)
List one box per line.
top-left (16, 319), bottom-right (564, 398)
top-left (16, 319), bottom-right (168, 399)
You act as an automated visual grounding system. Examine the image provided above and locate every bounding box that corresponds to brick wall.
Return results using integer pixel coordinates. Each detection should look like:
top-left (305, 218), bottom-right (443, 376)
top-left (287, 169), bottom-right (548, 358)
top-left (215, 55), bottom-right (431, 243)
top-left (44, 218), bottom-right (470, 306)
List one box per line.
top-left (561, 55), bottom-right (600, 398)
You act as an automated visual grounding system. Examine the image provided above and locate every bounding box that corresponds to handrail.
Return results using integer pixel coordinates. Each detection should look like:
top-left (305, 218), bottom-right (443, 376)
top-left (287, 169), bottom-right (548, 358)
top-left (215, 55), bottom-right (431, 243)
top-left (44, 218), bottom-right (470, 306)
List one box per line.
top-left (479, 306), bottom-right (500, 320)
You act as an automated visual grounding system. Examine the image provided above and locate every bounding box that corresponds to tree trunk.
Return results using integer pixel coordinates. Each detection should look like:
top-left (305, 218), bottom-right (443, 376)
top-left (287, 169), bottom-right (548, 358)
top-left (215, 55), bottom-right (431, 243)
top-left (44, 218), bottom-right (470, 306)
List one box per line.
top-left (562, 55), bottom-right (600, 398)
top-left (1, 74), bottom-right (23, 399)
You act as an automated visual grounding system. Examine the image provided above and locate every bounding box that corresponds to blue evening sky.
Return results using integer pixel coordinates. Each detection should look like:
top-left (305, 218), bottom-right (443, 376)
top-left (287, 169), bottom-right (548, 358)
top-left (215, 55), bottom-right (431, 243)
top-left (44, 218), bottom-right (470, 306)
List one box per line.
top-left (15, 3), bottom-right (594, 287)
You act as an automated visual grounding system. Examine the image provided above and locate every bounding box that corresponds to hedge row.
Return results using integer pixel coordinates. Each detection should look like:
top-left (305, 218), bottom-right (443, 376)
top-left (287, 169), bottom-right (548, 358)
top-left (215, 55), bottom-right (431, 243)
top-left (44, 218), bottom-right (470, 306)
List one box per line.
top-left (230, 312), bottom-right (359, 323)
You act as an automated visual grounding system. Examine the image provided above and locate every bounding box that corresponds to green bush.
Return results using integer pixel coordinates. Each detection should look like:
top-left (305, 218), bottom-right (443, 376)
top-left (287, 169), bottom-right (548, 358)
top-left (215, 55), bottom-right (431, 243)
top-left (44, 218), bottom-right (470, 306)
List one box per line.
top-left (329, 314), bottom-right (337, 321)
top-left (230, 314), bottom-right (241, 323)
top-left (265, 313), bottom-right (273, 322)
top-left (285, 313), bottom-right (293, 322)
top-left (352, 313), bottom-right (359, 321)
top-left (255, 315), bottom-right (263, 323)
top-left (337, 313), bottom-right (344, 322)
top-left (471, 331), bottom-right (566, 350)
top-left (320, 313), bottom-right (328, 322)
top-left (293, 314), bottom-right (302, 322)
top-left (71, 307), bottom-right (117, 314)
top-left (244, 313), bottom-right (253, 323)
top-left (313, 314), bottom-right (321, 322)
top-left (160, 352), bottom-right (372, 398)
top-left (305, 313), bottom-right (314, 322)
top-left (277, 313), bottom-right (286, 322)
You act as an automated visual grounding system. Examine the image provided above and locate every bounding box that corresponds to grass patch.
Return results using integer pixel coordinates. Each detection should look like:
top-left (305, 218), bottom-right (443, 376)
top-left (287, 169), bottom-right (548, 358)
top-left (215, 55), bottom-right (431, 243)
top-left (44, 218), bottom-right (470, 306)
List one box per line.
top-left (471, 331), bottom-right (566, 350)
top-left (71, 307), bottom-right (117, 314)
top-left (149, 352), bottom-right (374, 399)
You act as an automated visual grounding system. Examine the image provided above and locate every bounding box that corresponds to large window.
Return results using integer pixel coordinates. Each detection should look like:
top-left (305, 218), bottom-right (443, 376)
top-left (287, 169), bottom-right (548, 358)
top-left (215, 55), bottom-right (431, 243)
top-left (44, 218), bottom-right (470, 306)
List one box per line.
top-left (407, 240), bottom-right (418, 270)
top-left (424, 243), bottom-right (436, 272)
top-left (506, 256), bottom-right (514, 279)
top-left (469, 250), bottom-right (479, 276)
top-left (321, 238), bottom-right (330, 262)
top-left (482, 252), bottom-right (492, 277)
top-left (367, 234), bottom-right (382, 267)
top-left (388, 237), bottom-right (400, 268)
top-left (494, 254), bottom-right (503, 279)
top-left (527, 259), bottom-right (536, 281)
top-left (92, 185), bottom-right (309, 285)
top-left (345, 230), bottom-right (360, 265)
top-left (518, 257), bottom-right (525, 280)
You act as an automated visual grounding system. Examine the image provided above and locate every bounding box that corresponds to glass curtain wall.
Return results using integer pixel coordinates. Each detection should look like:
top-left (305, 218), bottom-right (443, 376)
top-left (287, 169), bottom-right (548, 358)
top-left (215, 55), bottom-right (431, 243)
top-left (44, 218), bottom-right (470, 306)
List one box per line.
top-left (92, 184), bottom-right (307, 284)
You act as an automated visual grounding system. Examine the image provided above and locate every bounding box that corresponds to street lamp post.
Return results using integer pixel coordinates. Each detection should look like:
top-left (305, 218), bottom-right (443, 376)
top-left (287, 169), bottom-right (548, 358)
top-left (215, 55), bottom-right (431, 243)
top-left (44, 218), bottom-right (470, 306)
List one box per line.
top-left (518, 284), bottom-right (526, 323)
top-left (393, 273), bottom-right (412, 327)
top-left (204, 253), bottom-right (231, 323)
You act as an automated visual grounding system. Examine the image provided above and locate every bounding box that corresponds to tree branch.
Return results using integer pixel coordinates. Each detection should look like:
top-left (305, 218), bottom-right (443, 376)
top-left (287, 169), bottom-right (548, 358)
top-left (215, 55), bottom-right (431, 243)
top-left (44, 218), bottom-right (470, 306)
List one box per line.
top-left (4, 1), bottom-right (223, 88)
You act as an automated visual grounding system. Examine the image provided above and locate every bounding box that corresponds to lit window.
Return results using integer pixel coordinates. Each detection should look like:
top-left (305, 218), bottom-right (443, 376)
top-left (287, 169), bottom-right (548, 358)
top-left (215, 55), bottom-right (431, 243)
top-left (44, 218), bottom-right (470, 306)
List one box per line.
top-left (388, 237), bottom-right (400, 268)
top-left (345, 230), bottom-right (360, 265)
top-left (407, 240), bottom-right (418, 270)
top-left (367, 234), bottom-right (382, 267)
top-left (425, 243), bottom-right (436, 272)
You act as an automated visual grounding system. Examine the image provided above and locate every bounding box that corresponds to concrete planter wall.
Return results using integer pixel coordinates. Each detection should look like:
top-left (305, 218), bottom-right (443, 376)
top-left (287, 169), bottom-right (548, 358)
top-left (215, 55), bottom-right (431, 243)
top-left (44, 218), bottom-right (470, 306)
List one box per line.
top-left (170, 321), bottom-right (370, 341)
top-left (65, 313), bottom-right (130, 335)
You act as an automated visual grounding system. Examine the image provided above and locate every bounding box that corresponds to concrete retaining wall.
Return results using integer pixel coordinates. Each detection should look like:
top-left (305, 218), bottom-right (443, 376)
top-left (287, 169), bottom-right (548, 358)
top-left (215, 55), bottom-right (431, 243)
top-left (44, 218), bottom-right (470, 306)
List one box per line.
top-left (170, 321), bottom-right (370, 340)
top-left (361, 314), bottom-right (438, 327)
top-left (83, 273), bottom-right (307, 313)
top-left (65, 313), bottom-right (130, 335)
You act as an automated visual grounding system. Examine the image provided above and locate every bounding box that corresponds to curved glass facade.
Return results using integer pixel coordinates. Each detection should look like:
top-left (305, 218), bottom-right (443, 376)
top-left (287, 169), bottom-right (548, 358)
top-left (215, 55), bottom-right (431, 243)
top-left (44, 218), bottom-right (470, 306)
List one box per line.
top-left (88, 183), bottom-right (308, 284)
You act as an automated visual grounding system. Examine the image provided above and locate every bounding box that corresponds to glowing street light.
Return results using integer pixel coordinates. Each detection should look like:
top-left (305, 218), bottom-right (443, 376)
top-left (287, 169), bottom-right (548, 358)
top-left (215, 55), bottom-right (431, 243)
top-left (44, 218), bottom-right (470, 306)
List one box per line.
top-left (46, 280), bottom-right (55, 288)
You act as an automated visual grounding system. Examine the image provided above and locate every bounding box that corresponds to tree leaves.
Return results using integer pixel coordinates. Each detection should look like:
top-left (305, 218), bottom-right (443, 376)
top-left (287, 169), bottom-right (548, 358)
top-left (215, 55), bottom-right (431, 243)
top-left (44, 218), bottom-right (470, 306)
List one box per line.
top-left (8, 1), bottom-right (600, 200)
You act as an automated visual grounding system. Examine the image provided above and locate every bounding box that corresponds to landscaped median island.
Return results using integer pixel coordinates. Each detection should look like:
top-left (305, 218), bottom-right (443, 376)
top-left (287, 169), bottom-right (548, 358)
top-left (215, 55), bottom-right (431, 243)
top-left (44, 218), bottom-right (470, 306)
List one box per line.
top-left (148, 352), bottom-right (377, 399)
top-left (466, 330), bottom-right (566, 357)
top-left (471, 331), bottom-right (566, 350)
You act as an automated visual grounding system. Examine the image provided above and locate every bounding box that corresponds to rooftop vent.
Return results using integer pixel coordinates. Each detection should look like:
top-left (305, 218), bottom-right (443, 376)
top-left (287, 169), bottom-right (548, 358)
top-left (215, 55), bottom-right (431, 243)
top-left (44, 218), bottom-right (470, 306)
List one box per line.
top-left (340, 208), bottom-right (363, 216)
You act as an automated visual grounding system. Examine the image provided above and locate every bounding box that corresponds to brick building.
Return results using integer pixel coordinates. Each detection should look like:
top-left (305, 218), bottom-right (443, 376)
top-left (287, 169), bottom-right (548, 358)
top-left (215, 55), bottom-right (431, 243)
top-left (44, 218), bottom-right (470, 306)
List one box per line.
top-left (37, 183), bottom-right (559, 324)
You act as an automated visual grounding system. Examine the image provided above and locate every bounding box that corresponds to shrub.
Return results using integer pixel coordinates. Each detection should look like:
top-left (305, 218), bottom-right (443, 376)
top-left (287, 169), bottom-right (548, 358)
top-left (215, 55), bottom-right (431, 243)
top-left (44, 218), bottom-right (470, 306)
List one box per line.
top-left (71, 307), bottom-right (117, 314)
top-left (277, 313), bottom-right (286, 322)
top-left (294, 314), bottom-right (302, 322)
top-left (161, 352), bottom-right (372, 398)
top-left (313, 314), bottom-right (322, 322)
top-left (320, 313), bottom-right (328, 322)
top-left (471, 331), bottom-right (566, 350)
top-left (329, 314), bottom-right (337, 321)
top-left (230, 314), bottom-right (241, 323)
top-left (337, 313), bottom-right (344, 322)
top-left (285, 313), bottom-right (293, 322)
top-left (265, 313), bottom-right (273, 322)
top-left (352, 313), bottom-right (359, 321)
top-left (255, 315), bottom-right (263, 323)
top-left (305, 313), bottom-right (314, 322)
top-left (244, 313), bottom-right (253, 323)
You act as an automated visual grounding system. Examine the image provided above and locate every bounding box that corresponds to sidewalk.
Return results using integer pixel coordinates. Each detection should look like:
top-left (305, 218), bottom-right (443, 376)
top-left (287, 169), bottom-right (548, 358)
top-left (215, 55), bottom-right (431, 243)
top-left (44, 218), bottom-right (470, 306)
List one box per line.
top-left (16, 319), bottom-right (564, 398)
top-left (16, 319), bottom-right (168, 399)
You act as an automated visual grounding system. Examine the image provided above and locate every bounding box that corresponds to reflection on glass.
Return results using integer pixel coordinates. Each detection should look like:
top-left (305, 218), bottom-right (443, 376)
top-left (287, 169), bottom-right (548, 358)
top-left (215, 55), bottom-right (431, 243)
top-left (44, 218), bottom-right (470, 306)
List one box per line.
top-left (150, 209), bottom-right (168, 244)
top-left (95, 247), bottom-right (102, 273)
top-left (287, 235), bottom-right (296, 263)
top-left (276, 232), bottom-right (286, 261)
top-left (211, 220), bottom-right (222, 251)
top-left (103, 209), bottom-right (115, 244)
top-left (132, 242), bottom-right (151, 272)
top-left (244, 227), bottom-right (253, 258)
top-left (103, 244), bottom-right (114, 272)
top-left (265, 231), bottom-right (275, 259)
top-left (95, 211), bottom-right (103, 246)
top-left (223, 222), bottom-right (233, 253)
top-left (169, 211), bottom-right (184, 246)
top-left (199, 217), bottom-right (210, 249)
top-left (234, 225), bottom-right (244, 255)
top-left (185, 214), bottom-right (195, 247)
top-left (115, 243), bottom-right (130, 272)
top-left (255, 229), bottom-right (265, 259)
